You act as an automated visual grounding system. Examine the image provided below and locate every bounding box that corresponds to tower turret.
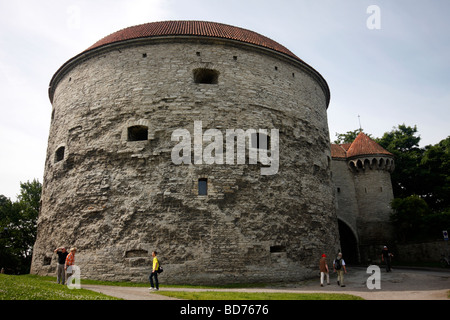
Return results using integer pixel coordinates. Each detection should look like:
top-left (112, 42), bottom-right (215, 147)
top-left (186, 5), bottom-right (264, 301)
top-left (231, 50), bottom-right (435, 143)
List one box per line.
top-left (331, 132), bottom-right (395, 263)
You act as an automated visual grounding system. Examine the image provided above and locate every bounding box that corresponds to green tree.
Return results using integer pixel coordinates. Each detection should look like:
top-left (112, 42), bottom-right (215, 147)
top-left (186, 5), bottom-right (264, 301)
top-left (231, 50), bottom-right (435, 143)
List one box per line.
top-left (375, 124), bottom-right (424, 199)
top-left (420, 136), bottom-right (450, 211)
top-left (390, 195), bottom-right (430, 242)
top-left (0, 179), bottom-right (42, 274)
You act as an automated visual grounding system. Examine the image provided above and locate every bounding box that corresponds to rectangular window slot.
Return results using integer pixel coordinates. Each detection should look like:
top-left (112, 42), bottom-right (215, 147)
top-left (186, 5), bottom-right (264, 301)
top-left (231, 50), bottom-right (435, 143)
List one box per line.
top-left (55, 146), bottom-right (65, 163)
top-left (198, 178), bottom-right (207, 195)
top-left (270, 245), bottom-right (286, 253)
top-left (251, 133), bottom-right (269, 150)
top-left (193, 68), bottom-right (219, 84)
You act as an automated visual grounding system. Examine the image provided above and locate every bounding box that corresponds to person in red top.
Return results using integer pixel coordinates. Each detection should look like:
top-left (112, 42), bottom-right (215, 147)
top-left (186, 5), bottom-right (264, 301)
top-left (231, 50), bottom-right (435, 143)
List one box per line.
top-left (319, 254), bottom-right (330, 286)
top-left (65, 247), bottom-right (77, 282)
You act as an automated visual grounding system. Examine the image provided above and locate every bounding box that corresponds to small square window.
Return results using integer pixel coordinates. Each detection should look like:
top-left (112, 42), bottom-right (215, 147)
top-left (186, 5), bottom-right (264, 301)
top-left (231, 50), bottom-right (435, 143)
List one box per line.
top-left (198, 178), bottom-right (207, 196)
top-left (128, 125), bottom-right (148, 141)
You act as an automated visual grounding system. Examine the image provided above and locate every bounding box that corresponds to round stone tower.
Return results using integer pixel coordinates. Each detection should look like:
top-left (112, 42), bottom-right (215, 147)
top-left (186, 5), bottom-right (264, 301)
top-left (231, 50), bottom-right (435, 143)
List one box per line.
top-left (31, 21), bottom-right (339, 284)
top-left (346, 132), bottom-right (395, 261)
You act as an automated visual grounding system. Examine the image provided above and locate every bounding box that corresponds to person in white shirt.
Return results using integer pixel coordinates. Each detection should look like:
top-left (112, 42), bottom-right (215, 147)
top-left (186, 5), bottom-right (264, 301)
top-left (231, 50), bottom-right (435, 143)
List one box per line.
top-left (333, 252), bottom-right (347, 287)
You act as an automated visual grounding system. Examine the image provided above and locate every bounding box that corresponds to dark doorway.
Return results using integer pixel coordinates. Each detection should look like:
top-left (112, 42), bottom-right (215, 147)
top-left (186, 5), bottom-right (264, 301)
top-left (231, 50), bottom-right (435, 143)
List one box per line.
top-left (338, 220), bottom-right (359, 264)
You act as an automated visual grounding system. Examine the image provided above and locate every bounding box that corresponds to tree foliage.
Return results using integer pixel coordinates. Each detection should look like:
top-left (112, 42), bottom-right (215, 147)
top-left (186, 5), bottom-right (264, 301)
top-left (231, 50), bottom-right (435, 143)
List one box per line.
top-left (375, 124), bottom-right (424, 199)
top-left (390, 195), bottom-right (430, 242)
top-left (0, 179), bottom-right (41, 274)
top-left (420, 136), bottom-right (450, 211)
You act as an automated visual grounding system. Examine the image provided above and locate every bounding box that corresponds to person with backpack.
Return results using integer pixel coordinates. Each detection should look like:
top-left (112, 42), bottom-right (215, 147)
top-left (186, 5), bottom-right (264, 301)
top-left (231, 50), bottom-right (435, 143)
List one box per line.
top-left (149, 251), bottom-right (160, 291)
top-left (333, 252), bottom-right (347, 287)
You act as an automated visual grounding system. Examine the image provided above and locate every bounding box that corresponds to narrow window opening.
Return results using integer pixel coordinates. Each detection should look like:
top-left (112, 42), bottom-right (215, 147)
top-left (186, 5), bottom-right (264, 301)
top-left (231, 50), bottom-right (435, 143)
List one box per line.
top-left (233, 56), bottom-right (238, 61)
top-left (198, 178), bottom-right (207, 196)
top-left (127, 125), bottom-right (148, 141)
top-left (270, 245), bottom-right (286, 253)
top-left (193, 68), bottom-right (219, 84)
top-left (142, 53), bottom-right (147, 58)
top-left (55, 146), bottom-right (65, 163)
top-left (337, 187), bottom-right (341, 193)
top-left (251, 133), bottom-right (269, 150)
top-left (196, 52), bottom-right (201, 56)
top-left (274, 66), bottom-right (278, 71)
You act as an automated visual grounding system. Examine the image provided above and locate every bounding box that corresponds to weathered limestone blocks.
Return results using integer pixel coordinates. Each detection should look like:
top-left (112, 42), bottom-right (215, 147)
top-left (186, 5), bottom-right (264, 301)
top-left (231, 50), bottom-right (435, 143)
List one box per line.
top-left (31, 21), bottom-right (339, 284)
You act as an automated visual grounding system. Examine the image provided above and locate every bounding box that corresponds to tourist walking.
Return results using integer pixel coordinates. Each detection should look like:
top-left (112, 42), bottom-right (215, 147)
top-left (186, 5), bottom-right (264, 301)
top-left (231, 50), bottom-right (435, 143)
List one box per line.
top-left (381, 246), bottom-right (394, 272)
top-left (54, 246), bottom-right (68, 284)
top-left (333, 252), bottom-right (347, 287)
top-left (319, 254), bottom-right (330, 286)
top-left (149, 251), bottom-right (160, 291)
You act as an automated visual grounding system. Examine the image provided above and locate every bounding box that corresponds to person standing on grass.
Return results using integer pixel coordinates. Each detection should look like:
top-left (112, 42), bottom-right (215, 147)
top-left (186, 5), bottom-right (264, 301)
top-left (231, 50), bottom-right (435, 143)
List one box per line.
top-left (319, 254), bottom-right (330, 286)
top-left (65, 247), bottom-right (76, 283)
top-left (149, 251), bottom-right (159, 291)
top-left (54, 246), bottom-right (68, 284)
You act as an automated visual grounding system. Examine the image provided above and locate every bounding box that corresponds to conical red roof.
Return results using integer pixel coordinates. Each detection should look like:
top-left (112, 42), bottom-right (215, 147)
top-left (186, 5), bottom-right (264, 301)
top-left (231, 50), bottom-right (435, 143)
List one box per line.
top-left (346, 132), bottom-right (392, 158)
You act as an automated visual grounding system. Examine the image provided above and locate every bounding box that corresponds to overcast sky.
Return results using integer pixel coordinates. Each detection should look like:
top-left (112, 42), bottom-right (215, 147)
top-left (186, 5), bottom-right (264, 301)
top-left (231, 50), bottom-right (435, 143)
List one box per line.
top-left (0, 0), bottom-right (449, 200)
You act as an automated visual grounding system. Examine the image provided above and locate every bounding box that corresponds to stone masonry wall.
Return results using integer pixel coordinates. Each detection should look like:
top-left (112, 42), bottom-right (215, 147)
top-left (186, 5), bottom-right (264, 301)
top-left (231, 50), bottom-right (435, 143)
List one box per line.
top-left (31, 38), bottom-right (339, 284)
top-left (353, 167), bottom-right (394, 246)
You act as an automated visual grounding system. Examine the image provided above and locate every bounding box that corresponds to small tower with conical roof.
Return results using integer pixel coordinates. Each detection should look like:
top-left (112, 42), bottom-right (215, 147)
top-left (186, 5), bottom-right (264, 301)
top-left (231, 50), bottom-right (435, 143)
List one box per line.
top-left (331, 132), bottom-right (395, 263)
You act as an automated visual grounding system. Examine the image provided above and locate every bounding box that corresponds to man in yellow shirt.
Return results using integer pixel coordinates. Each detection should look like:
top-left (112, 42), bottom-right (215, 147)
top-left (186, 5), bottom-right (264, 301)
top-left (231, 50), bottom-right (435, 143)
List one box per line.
top-left (149, 251), bottom-right (159, 291)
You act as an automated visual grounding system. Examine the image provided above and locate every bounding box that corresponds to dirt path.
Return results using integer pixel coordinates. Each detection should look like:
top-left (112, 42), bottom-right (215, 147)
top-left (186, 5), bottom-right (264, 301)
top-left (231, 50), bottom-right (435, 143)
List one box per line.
top-left (82, 267), bottom-right (450, 300)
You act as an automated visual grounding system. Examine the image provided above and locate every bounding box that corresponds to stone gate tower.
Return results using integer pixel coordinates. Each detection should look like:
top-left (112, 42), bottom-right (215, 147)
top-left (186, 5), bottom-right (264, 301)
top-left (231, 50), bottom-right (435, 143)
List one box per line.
top-left (331, 132), bottom-right (395, 263)
top-left (31, 21), bottom-right (339, 284)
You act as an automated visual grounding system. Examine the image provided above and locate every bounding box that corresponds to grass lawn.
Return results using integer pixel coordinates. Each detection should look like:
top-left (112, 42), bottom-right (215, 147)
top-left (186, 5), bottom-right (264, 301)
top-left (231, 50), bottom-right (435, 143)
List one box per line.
top-left (0, 274), bottom-right (120, 300)
top-left (0, 274), bottom-right (363, 300)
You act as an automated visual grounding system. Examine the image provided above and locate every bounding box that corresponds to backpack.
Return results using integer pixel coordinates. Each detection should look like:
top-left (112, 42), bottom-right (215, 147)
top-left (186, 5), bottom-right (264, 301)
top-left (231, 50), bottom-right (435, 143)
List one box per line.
top-left (157, 262), bottom-right (163, 274)
top-left (334, 258), bottom-right (342, 270)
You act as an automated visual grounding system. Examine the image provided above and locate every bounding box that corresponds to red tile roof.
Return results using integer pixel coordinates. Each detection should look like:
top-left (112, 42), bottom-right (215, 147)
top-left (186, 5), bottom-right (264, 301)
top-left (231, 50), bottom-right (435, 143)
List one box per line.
top-left (331, 132), bottom-right (393, 159)
top-left (85, 20), bottom-right (303, 62)
top-left (330, 144), bottom-right (348, 159)
top-left (49, 20), bottom-right (330, 107)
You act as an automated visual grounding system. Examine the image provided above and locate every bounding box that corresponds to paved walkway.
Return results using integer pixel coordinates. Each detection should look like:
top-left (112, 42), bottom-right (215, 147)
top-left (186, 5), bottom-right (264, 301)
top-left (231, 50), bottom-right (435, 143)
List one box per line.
top-left (82, 267), bottom-right (450, 300)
